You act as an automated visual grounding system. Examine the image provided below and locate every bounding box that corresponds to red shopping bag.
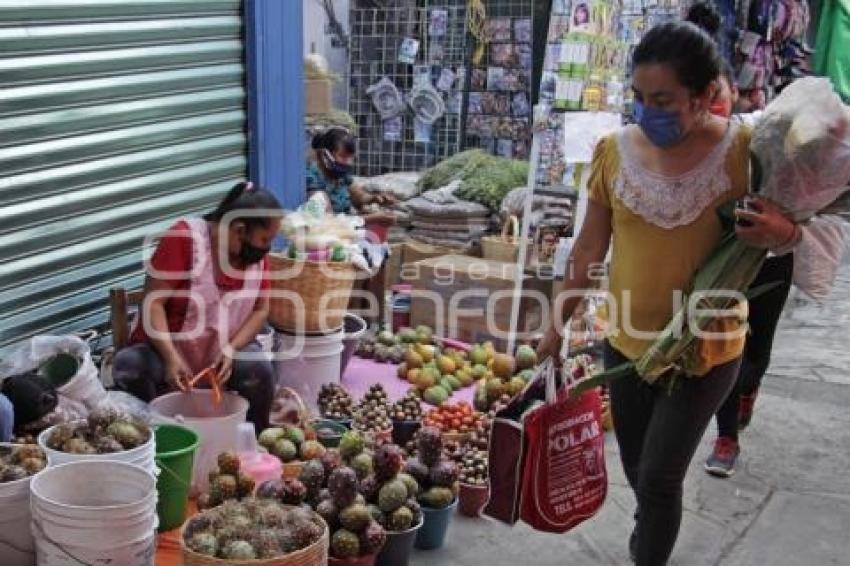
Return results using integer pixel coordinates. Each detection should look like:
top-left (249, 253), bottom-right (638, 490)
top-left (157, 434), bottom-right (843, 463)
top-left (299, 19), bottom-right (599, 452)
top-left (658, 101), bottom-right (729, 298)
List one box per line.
top-left (518, 360), bottom-right (607, 533)
top-left (482, 373), bottom-right (547, 525)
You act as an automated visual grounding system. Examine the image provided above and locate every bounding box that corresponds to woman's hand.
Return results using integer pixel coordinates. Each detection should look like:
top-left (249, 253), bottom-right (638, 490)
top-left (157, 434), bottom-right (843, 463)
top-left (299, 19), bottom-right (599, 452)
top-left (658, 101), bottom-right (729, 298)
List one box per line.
top-left (213, 350), bottom-right (234, 387)
top-left (373, 193), bottom-right (398, 206)
top-left (735, 197), bottom-right (800, 250)
top-left (536, 326), bottom-right (564, 365)
top-left (365, 210), bottom-right (397, 226)
top-left (164, 354), bottom-right (192, 392)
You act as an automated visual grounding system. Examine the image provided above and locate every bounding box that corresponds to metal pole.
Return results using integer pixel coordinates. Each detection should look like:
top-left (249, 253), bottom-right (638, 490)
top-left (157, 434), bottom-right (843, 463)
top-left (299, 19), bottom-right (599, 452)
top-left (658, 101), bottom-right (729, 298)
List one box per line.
top-left (505, 109), bottom-right (542, 354)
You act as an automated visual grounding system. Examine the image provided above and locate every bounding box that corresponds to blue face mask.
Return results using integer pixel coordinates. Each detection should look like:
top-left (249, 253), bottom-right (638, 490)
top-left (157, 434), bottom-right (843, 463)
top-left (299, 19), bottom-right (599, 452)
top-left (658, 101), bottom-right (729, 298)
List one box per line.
top-left (321, 149), bottom-right (353, 178)
top-left (633, 100), bottom-right (682, 148)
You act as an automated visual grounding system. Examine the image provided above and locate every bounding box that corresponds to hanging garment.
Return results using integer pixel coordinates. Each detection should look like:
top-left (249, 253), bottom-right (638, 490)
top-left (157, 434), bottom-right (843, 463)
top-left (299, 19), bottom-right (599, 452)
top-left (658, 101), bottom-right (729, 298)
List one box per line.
top-left (815, 0), bottom-right (850, 102)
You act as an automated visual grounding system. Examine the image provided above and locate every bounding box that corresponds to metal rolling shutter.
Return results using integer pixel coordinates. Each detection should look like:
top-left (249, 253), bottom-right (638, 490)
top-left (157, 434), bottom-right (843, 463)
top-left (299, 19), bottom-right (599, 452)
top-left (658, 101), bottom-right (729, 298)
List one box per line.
top-left (0, 0), bottom-right (248, 353)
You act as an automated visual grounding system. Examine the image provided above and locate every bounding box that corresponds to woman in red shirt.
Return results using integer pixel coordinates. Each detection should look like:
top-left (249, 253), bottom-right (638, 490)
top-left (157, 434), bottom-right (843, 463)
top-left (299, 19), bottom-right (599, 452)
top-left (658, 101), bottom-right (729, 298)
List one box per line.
top-left (113, 182), bottom-right (281, 430)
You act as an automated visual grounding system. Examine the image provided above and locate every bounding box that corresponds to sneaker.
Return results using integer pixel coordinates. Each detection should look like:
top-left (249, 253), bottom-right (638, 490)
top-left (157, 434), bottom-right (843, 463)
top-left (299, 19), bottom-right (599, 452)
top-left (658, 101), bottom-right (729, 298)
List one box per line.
top-left (705, 437), bottom-right (740, 478)
top-left (738, 390), bottom-right (758, 430)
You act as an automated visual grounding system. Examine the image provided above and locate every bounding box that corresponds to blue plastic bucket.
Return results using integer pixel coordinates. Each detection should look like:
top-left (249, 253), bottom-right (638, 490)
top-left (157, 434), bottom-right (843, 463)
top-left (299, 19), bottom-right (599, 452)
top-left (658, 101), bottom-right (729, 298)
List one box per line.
top-left (414, 498), bottom-right (457, 550)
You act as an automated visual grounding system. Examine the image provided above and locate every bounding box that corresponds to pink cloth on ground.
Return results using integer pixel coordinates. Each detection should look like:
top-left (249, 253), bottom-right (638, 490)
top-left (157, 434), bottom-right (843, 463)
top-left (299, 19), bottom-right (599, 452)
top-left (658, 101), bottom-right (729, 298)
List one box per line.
top-left (341, 357), bottom-right (475, 406)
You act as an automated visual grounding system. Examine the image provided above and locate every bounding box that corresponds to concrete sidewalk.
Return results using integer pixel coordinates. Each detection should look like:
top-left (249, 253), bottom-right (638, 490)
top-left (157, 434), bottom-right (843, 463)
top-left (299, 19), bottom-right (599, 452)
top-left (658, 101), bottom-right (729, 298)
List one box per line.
top-left (412, 255), bottom-right (850, 565)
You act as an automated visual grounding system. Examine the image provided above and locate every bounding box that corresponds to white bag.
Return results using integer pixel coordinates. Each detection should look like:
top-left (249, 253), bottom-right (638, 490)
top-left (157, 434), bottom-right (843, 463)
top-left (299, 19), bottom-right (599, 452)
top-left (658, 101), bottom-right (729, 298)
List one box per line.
top-left (752, 77), bottom-right (850, 220)
top-left (793, 215), bottom-right (848, 300)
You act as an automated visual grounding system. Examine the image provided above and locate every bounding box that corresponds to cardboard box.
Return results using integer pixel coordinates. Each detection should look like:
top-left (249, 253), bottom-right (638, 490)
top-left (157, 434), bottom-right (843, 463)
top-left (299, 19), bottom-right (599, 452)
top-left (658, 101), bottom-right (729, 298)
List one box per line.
top-left (305, 79), bottom-right (332, 115)
top-left (385, 239), bottom-right (466, 289)
top-left (409, 255), bottom-right (535, 349)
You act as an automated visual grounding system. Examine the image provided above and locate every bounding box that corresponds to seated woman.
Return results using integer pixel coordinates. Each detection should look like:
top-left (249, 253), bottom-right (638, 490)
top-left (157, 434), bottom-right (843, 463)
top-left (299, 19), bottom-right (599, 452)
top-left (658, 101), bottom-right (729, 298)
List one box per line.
top-left (114, 182), bottom-right (280, 430)
top-left (307, 127), bottom-right (396, 226)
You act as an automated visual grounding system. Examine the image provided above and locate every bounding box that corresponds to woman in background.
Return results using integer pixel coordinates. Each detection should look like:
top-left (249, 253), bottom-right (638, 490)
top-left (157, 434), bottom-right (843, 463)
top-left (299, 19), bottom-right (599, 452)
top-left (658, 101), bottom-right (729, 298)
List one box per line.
top-left (307, 127), bottom-right (397, 227)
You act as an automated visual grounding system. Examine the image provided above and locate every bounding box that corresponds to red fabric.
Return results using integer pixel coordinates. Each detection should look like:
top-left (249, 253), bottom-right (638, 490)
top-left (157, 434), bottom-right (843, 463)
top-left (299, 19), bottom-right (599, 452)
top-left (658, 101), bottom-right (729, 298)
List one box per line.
top-left (519, 387), bottom-right (607, 533)
top-left (129, 220), bottom-right (270, 345)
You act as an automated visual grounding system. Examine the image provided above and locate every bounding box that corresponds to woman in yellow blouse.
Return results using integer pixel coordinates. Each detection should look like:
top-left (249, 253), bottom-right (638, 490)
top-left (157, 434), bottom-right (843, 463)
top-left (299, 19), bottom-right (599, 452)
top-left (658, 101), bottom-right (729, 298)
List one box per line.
top-left (538, 23), bottom-right (798, 566)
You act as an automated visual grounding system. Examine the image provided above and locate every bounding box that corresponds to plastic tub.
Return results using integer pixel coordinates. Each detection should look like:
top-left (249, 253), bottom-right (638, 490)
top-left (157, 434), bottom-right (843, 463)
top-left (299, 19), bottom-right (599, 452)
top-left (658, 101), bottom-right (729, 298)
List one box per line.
top-left (149, 390), bottom-right (249, 495)
top-left (458, 483), bottom-right (490, 517)
top-left (154, 425), bottom-right (199, 531)
top-left (37, 420), bottom-right (156, 476)
top-left (414, 499), bottom-right (457, 550)
top-left (340, 314), bottom-right (367, 378)
top-left (376, 517), bottom-right (422, 566)
top-left (274, 329), bottom-right (344, 414)
top-left (312, 419), bottom-right (348, 448)
top-left (0, 472), bottom-right (37, 566)
top-left (30, 461), bottom-right (157, 566)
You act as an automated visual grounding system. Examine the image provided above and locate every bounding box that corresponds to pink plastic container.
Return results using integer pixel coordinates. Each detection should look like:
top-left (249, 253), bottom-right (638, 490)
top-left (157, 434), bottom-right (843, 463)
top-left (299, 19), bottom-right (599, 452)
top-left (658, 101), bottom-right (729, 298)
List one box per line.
top-left (237, 452), bottom-right (282, 490)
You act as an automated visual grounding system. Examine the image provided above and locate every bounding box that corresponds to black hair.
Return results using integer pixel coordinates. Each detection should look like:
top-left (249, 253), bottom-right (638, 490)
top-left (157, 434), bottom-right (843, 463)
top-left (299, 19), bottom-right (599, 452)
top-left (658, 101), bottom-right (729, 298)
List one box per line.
top-left (203, 181), bottom-right (282, 229)
top-left (311, 127), bottom-right (356, 155)
top-left (632, 21), bottom-right (722, 95)
top-left (685, 1), bottom-right (721, 38)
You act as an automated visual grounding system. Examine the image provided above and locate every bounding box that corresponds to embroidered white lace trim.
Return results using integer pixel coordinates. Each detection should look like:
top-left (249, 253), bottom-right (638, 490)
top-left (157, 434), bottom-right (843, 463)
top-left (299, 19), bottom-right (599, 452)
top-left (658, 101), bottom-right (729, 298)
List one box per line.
top-left (613, 125), bottom-right (737, 229)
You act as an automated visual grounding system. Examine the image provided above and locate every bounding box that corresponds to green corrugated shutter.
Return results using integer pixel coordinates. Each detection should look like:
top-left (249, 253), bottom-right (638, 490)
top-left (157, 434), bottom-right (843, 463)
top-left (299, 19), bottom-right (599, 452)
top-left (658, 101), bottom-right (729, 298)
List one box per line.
top-left (0, 0), bottom-right (247, 352)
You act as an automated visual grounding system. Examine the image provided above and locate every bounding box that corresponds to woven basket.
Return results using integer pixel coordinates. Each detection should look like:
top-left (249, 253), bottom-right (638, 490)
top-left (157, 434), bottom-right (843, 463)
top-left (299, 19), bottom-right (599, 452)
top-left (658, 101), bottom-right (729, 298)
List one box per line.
top-left (268, 254), bottom-right (357, 333)
top-left (441, 431), bottom-right (471, 445)
top-left (481, 216), bottom-right (531, 264)
top-left (181, 508), bottom-right (329, 566)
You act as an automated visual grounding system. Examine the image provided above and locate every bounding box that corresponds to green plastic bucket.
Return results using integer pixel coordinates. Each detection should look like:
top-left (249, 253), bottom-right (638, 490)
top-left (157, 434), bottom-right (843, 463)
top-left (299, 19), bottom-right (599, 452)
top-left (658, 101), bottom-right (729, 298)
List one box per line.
top-left (154, 424), bottom-right (199, 531)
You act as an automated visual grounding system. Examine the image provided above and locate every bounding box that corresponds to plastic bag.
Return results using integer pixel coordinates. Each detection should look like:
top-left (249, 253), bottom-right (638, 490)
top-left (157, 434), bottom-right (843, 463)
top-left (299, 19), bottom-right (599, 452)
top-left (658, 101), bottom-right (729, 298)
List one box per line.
top-left (793, 215), bottom-right (848, 300)
top-left (354, 172), bottom-right (422, 201)
top-left (752, 77), bottom-right (850, 220)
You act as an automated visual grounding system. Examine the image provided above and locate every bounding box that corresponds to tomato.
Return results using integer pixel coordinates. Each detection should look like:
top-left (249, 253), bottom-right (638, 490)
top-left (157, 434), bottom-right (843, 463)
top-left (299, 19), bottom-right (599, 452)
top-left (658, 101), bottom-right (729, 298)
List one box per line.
top-left (451, 418), bottom-right (462, 430)
top-left (462, 416), bottom-right (473, 426)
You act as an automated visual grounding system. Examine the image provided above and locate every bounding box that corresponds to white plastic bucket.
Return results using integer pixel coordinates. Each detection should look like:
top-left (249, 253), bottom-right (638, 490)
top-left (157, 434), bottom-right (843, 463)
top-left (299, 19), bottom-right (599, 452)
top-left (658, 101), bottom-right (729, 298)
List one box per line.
top-left (30, 461), bottom-right (157, 566)
top-left (0, 474), bottom-right (36, 566)
top-left (274, 329), bottom-right (344, 413)
top-left (37, 420), bottom-right (156, 476)
top-left (149, 390), bottom-right (248, 494)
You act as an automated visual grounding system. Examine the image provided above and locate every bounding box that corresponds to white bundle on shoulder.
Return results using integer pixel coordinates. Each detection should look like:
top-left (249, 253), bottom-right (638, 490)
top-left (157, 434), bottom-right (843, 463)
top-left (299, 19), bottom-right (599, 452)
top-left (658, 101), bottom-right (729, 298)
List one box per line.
top-left (751, 77), bottom-right (850, 220)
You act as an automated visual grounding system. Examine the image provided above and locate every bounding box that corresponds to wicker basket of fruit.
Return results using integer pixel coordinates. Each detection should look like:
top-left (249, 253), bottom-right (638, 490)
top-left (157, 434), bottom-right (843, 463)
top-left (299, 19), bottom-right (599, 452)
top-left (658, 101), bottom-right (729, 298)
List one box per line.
top-left (181, 499), bottom-right (329, 565)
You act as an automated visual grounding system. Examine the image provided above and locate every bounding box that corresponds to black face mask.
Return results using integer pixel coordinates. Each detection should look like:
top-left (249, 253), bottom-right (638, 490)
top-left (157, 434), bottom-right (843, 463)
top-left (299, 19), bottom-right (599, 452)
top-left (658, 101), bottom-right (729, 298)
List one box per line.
top-left (240, 241), bottom-right (270, 265)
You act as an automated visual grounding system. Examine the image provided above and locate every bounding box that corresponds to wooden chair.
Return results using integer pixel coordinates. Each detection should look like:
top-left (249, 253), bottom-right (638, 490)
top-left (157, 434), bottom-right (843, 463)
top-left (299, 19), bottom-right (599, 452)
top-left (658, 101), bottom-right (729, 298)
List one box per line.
top-left (108, 287), bottom-right (145, 350)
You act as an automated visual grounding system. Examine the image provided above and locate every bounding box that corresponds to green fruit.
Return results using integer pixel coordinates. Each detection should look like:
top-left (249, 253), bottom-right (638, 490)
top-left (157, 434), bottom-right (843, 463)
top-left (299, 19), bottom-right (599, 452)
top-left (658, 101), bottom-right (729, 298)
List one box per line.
top-left (508, 376), bottom-right (527, 396)
top-left (397, 473), bottom-right (420, 498)
top-left (284, 426), bottom-right (305, 446)
top-left (377, 479), bottom-right (409, 513)
top-left (377, 330), bottom-right (397, 346)
top-left (339, 503), bottom-right (372, 533)
top-left (339, 430), bottom-right (365, 460)
top-left (258, 427), bottom-right (286, 450)
top-left (470, 363), bottom-right (489, 379)
top-left (351, 452), bottom-right (373, 479)
top-left (470, 347), bottom-right (489, 366)
top-left (387, 506), bottom-right (414, 531)
top-left (398, 328), bottom-right (418, 343)
top-left (519, 369), bottom-right (535, 382)
top-left (515, 344), bottom-right (538, 370)
top-left (330, 529), bottom-right (360, 559)
top-left (423, 385), bottom-right (449, 406)
top-left (272, 439), bottom-right (298, 462)
top-left (418, 486), bottom-right (455, 509)
top-left (446, 375), bottom-right (462, 391)
top-left (439, 377), bottom-right (454, 392)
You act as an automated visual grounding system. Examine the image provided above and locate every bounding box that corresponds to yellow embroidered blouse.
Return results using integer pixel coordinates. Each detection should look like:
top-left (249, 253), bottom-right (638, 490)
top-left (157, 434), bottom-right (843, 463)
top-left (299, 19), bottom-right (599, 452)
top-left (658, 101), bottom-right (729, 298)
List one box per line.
top-left (588, 124), bottom-right (751, 374)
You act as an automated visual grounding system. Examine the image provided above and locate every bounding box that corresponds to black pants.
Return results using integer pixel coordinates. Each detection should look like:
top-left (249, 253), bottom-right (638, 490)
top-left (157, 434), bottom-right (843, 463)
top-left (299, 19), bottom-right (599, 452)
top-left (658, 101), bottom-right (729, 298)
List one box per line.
top-left (113, 342), bottom-right (275, 431)
top-left (607, 343), bottom-right (740, 566)
top-left (715, 253), bottom-right (794, 440)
